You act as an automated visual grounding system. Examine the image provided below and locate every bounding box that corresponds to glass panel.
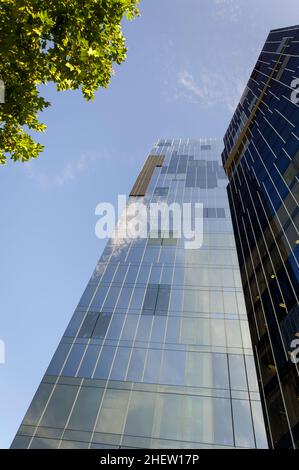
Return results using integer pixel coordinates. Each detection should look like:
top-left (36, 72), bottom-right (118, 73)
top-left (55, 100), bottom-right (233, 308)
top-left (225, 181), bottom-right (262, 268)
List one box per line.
top-left (142, 284), bottom-right (158, 314)
top-left (213, 398), bottom-right (234, 446)
top-left (110, 347), bottom-right (131, 381)
top-left (121, 315), bottom-right (139, 341)
top-left (78, 312), bottom-right (99, 338)
top-left (124, 391), bottom-right (155, 437)
top-left (23, 383), bottom-right (53, 426)
top-left (135, 316), bottom-right (153, 342)
top-left (102, 286), bottom-right (120, 310)
top-left (155, 285), bottom-right (171, 315)
top-left (64, 309), bottom-right (85, 337)
top-left (229, 355), bottom-right (248, 391)
top-left (150, 316), bottom-right (166, 343)
top-left (90, 286), bottom-right (108, 310)
top-left (126, 348), bottom-right (146, 382)
top-left (117, 286), bottom-right (133, 310)
top-left (40, 384), bottom-right (78, 429)
top-left (232, 399), bottom-right (255, 448)
top-left (160, 350), bottom-right (185, 385)
top-left (226, 320), bottom-right (242, 348)
top-left (93, 346), bottom-right (115, 379)
top-left (130, 287), bottom-right (145, 310)
top-left (92, 312), bottom-right (112, 339)
top-left (95, 389), bottom-right (130, 434)
top-left (106, 314), bottom-right (125, 340)
top-left (144, 349), bottom-right (162, 383)
top-left (245, 355), bottom-right (259, 392)
top-left (62, 343), bottom-right (86, 376)
top-left (77, 344), bottom-right (100, 378)
top-left (67, 386), bottom-right (103, 431)
top-left (251, 401), bottom-right (268, 448)
top-left (46, 343), bottom-right (71, 376)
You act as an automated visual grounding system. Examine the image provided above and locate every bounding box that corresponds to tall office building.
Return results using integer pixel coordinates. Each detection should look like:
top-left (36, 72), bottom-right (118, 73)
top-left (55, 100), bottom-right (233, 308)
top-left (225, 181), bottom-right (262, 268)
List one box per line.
top-left (11, 139), bottom-right (267, 449)
top-left (222, 26), bottom-right (299, 448)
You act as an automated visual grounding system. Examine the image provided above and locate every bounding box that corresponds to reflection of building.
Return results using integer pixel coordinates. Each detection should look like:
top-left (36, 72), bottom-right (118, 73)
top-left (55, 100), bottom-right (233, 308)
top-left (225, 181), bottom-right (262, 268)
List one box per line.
top-left (11, 139), bottom-right (267, 449)
top-left (222, 26), bottom-right (299, 448)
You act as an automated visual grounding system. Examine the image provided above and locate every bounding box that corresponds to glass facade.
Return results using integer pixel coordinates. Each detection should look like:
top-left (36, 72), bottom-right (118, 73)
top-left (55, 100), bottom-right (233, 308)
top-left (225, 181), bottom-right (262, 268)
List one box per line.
top-left (11, 139), bottom-right (267, 449)
top-left (222, 26), bottom-right (299, 448)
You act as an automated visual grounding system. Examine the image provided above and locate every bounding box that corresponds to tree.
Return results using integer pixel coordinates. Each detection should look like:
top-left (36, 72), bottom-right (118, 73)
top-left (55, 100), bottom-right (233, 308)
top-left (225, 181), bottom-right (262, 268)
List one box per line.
top-left (0, 0), bottom-right (139, 164)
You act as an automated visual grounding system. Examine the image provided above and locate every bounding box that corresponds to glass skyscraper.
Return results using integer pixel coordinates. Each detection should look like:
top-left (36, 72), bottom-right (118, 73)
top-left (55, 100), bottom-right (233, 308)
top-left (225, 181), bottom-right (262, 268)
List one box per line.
top-left (222, 26), bottom-right (299, 448)
top-left (11, 139), bottom-right (267, 449)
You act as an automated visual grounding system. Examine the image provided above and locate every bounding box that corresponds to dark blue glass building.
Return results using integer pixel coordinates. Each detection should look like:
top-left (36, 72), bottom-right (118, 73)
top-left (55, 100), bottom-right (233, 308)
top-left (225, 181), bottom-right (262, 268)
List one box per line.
top-left (222, 26), bottom-right (299, 448)
top-left (11, 139), bottom-right (267, 449)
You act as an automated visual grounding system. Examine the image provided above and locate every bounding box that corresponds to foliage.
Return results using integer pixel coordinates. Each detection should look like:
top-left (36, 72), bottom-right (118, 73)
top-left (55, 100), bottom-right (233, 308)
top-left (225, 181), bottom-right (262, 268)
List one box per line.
top-left (0, 0), bottom-right (139, 164)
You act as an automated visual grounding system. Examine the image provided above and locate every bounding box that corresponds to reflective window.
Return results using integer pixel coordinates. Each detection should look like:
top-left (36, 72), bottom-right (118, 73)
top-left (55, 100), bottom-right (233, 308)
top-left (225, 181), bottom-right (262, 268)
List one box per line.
top-left (110, 347), bottom-right (131, 381)
top-left (40, 384), bottom-right (78, 429)
top-left (67, 386), bottom-right (103, 431)
top-left (229, 355), bottom-right (248, 390)
top-left (161, 350), bottom-right (185, 385)
top-left (62, 343), bottom-right (86, 376)
top-left (124, 391), bottom-right (155, 437)
top-left (93, 346), bottom-right (115, 379)
top-left (23, 383), bottom-right (53, 426)
top-left (78, 312), bottom-right (99, 338)
top-left (46, 343), bottom-right (71, 376)
top-left (144, 349), bottom-right (162, 383)
top-left (232, 399), bottom-right (255, 448)
top-left (95, 389), bottom-right (130, 434)
top-left (77, 345), bottom-right (100, 378)
top-left (92, 311), bottom-right (112, 339)
top-left (126, 348), bottom-right (146, 382)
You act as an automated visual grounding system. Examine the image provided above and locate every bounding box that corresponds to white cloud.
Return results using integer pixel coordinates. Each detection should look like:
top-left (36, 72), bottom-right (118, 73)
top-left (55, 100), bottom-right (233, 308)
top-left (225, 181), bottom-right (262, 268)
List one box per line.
top-left (177, 68), bottom-right (247, 113)
top-left (25, 153), bottom-right (99, 189)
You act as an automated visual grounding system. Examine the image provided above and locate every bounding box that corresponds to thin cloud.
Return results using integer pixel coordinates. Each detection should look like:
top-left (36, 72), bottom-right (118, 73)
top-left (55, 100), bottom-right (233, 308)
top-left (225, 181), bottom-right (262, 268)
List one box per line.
top-left (25, 153), bottom-right (99, 189)
top-left (177, 68), bottom-right (246, 113)
top-left (214, 0), bottom-right (243, 21)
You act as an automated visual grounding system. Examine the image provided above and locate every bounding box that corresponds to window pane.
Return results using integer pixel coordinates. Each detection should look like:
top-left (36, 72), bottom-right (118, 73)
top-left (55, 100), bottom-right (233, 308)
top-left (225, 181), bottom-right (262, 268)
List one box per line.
top-left (95, 389), bottom-right (130, 434)
top-left (92, 311), bottom-right (112, 339)
top-left (90, 286), bottom-right (109, 310)
top-left (40, 384), bottom-right (78, 429)
top-left (144, 349), bottom-right (162, 383)
top-left (126, 348), bottom-right (147, 382)
top-left (155, 286), bottom-right (171, 315)
top-left (46, 343), bottom-right (71, 376)
top-left (121, 315), bottom-right (139, 341)
top-left (23, 383), bottom-right (53, 426)
top-left (124, 391), bottom-right (155, 437)
top-left (135, 316), bottom-right (153, 342)
top-left (213, 397), bottom-right (234, 446)
top-left (106, 314), bottom-right (125, 340)
top-left (62, 343), bottom-right (86, 376)
top-left (229, 355), bottom-right (248, 391)
top-left (142, 284), bottom-right (158, 314)
top-left (78, 312), bottom-right (99, 338)
top-left (150, 316), bottom-right (167, 343)
top-left (232, 399), bottom-right (255, 448)
top-left (110, 347), bottom-right (131, 381)
top-left (93, 346), bottom-right (115, 379)
top-left (67, 386), bottom-right (103, 431)
top-left (77, 344), bottom-right (100, 378)
top-left (160, 350), bottom-right (185, 385)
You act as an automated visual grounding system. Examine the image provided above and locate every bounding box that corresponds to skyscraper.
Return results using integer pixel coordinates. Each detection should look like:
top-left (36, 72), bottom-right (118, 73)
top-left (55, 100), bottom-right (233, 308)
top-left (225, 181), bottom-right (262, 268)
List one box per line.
top-left (11, 139), bottom-right (267, 449)
top-left (222, 26), bottom-right (299, 448)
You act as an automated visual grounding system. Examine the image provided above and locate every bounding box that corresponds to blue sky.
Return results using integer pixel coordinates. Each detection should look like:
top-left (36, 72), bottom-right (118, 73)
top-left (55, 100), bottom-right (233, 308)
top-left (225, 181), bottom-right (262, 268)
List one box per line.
top-left (1, 0), bottom-right (299, 449)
